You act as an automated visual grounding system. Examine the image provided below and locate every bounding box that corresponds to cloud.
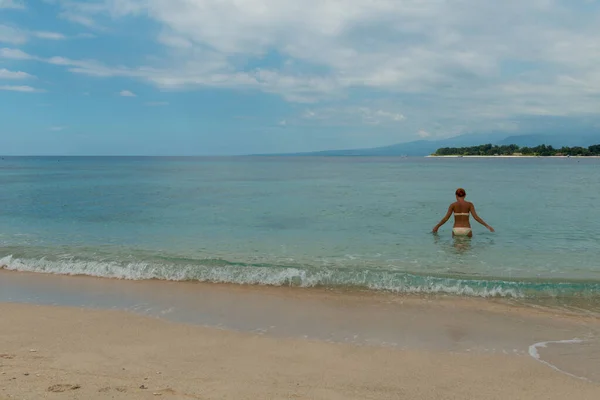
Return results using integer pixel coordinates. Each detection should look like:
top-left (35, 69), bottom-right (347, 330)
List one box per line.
top-left (0, 48), bottom-right (130, 76)
top-left (145, 101), bottom-right (168, 106)
top-left (10, 0), bottom-right (600, 138)
top-left (0, 24), bottom-right (27, 44)
top-left (157, 32), bottom-right (192, 49)
top-left (54, 0), bottom-right (506, 97)
top-left (417, 130), bottom-right (431, 138)
top-left (0, 0), bottom-right (24, 10)
top-left (0, 25), bottom-right (67, 44)
top-left (0, 47), bottom-right (35, 59)
top-left (0, 68), bottom-right (34, 79)
top-left (359, 109), bottom-right (406, 124)
top-left (59, 12), bottom-right (100, 28)
top-left (0, 85), bottom-right (43, 92)
top-left (0, 46), bottom-right (332, 101)
top-left (303, 110), bottom-right (317, 119)
top-left (119, 90), bottom-right (136, 97)
top-left (295, 106), bottom-right (406, 127)
top-left (33, 31), bottom-right (67, 40)
top-left (56, 2), bottom-right (110, 30)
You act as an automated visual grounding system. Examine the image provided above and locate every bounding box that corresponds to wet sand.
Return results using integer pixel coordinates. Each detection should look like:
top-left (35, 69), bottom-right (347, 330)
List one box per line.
top-left (1, 270), bottom-right (600, 399)
top-left (1, 270), bottom-right (599, 351)
top-left (1, 302), bottom-right (599, 400)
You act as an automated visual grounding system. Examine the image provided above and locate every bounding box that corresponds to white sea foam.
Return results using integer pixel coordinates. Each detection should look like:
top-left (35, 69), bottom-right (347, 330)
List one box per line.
top-left (0, 254), bottom-right (310, 286)
top-left (367, 280), bottom-right (522, 298)
top-left (0, 254), bottom-right (565, 299)
top-left (528, 338), bottom-right (591, 382)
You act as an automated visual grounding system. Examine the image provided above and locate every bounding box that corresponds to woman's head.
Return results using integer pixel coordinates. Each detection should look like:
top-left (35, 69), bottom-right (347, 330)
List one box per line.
top-left (455, 188), bottom-right (466, 198)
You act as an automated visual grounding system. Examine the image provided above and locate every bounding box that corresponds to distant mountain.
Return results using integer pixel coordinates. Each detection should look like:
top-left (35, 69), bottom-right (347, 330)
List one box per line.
top-left (268, 132), bottom-right (507, 157)
top-left (264, 131), bottom-right (600, 157)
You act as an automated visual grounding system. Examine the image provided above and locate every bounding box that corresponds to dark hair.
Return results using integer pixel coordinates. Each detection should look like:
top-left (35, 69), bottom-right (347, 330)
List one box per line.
top-left (455, 188), bottom-right (466, 197)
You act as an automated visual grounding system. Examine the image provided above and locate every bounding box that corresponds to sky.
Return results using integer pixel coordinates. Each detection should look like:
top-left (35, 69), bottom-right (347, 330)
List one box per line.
top-left (1, 0), bottom-right (600, 155)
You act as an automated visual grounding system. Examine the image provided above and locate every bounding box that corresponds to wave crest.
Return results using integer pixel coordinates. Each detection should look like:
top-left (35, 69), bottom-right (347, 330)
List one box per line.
top-left (1, 254), bottom-right (599, 299)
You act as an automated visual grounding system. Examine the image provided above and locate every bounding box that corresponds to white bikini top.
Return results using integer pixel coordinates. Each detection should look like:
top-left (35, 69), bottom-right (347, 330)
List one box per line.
top-left (454, 212), bottom-right (469, 216)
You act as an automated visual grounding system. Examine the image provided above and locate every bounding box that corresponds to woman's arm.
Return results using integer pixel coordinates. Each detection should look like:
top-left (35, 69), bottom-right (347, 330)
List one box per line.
top-left (432, 204), bottom-right (453, 233)
top-left (470, 204), bottom-right (494, 232)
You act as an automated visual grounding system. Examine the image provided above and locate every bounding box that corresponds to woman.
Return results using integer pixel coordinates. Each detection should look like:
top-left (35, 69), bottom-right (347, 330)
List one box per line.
top-left (432, 188), bottom-right (494, 237)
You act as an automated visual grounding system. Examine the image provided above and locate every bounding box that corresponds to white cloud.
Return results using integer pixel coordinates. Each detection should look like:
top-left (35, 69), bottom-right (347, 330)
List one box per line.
top-left (0, 24), bottom-right (27, 44)
top-left (0, 85), bottom-right (43, 92)
top-left (11, 0), bottom-right (600, 137)
top-left (0, 47), bottom-right (333, 101)
top-left (300, 106), bottom-right (405, 126)
top-left (157, 32), bottom-right (192, 48)
top-left (275, 106), bottom-right (411, 131)
top-left (417, 130), bottom-right (431, 138)
top-left (119, 90), bottom-right (136, 97)
top-left (0, 25), bottom-right (67, 44)
top-left (33, 31), bottom-right (67, 40)
top-left (59, 11), bottom-right (104, 29)
top-left (0, 47), bottom-right (35, 59)
top-left (303, 110), bottom-right (317, 119)
top-left (357, 108), bottom-right (406, 125)
top-left (0, 68), bottom-right (34, 79)
top-left (0, 0), bottom-right (24, 10)
top-left (279, 119), bottom-right (287, 126)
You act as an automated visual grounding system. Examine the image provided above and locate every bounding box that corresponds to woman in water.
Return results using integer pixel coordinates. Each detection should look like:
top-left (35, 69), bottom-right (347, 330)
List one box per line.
top-left (432, 188), bottom-right (494, 237)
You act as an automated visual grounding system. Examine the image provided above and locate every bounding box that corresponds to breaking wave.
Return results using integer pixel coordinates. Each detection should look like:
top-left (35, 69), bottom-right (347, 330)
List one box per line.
top-left (2, 254), bottom-right (599, 300)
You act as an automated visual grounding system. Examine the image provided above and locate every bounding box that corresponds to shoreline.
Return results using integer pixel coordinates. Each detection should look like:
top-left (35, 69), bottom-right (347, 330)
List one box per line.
top-left (1, 269), bottom-right (600, 390)
top-left (1, 302), bottom-right (599, 399)
top-left (2, 255), bottom-right (600, 310)
top-left (1, 266), bottom-right (600, 317)
top-left (1, 266), bottom-right (599, 320)
top-left (2, 268), bottom-right (599, 328)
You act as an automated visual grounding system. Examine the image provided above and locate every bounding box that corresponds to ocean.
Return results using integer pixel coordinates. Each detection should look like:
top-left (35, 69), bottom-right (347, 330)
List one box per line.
top-left (1, 156), bottom-right (599, 309)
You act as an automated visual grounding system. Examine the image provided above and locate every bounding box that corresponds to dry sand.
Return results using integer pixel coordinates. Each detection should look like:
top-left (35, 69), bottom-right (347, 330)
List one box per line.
top-left (1, 302), bottom-right (599, 400)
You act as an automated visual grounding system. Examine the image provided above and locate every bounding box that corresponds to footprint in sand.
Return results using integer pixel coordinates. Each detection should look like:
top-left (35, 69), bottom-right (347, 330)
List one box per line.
top-left (47, 384), bottom-right (81, 392)
top-left (155, 388), bottom-right (176, 395)
top-left (0, 354), bottom-right (15, 359)
top-left (99, 386), bottom-right (196, 398)
top-left (99, 386), bottom-right (128, 393)
top-left (155, 388), bottom-right (203, 399)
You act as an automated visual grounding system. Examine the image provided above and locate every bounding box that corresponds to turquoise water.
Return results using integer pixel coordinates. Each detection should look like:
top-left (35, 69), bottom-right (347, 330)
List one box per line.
top-left (1, 156), bottom-right (599, 301)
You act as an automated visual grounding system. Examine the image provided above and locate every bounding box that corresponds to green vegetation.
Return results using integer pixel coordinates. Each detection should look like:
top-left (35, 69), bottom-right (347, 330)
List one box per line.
top-left (433, 143), bottom-right (600, 157)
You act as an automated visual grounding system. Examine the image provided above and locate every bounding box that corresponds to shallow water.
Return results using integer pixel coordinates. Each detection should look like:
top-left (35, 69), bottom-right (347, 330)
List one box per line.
top-left (1, 156), bottom-right (599, 303)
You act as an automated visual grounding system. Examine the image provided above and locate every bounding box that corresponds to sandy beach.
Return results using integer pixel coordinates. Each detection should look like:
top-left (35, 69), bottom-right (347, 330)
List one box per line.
top-left (0, 301), bottom-right (599, 400)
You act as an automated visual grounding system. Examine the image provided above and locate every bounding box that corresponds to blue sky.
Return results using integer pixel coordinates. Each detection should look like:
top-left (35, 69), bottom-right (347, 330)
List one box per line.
top-left (1, 0), bottom-right (600, 155)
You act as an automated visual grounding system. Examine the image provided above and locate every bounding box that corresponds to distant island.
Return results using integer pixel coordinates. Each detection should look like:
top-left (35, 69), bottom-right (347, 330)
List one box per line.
top-left (431, 144), bottom-right (600, 157)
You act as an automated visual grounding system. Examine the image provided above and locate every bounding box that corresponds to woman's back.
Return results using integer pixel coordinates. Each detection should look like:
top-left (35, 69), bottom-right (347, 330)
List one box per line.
top-left (432, 188), bottom-right (494, 236)
top-left (452, 201), bottom-right (472, 227)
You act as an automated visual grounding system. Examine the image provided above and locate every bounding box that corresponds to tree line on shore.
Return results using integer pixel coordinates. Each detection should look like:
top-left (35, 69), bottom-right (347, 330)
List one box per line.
top-left (434, 143), bottom-right (600, 156)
